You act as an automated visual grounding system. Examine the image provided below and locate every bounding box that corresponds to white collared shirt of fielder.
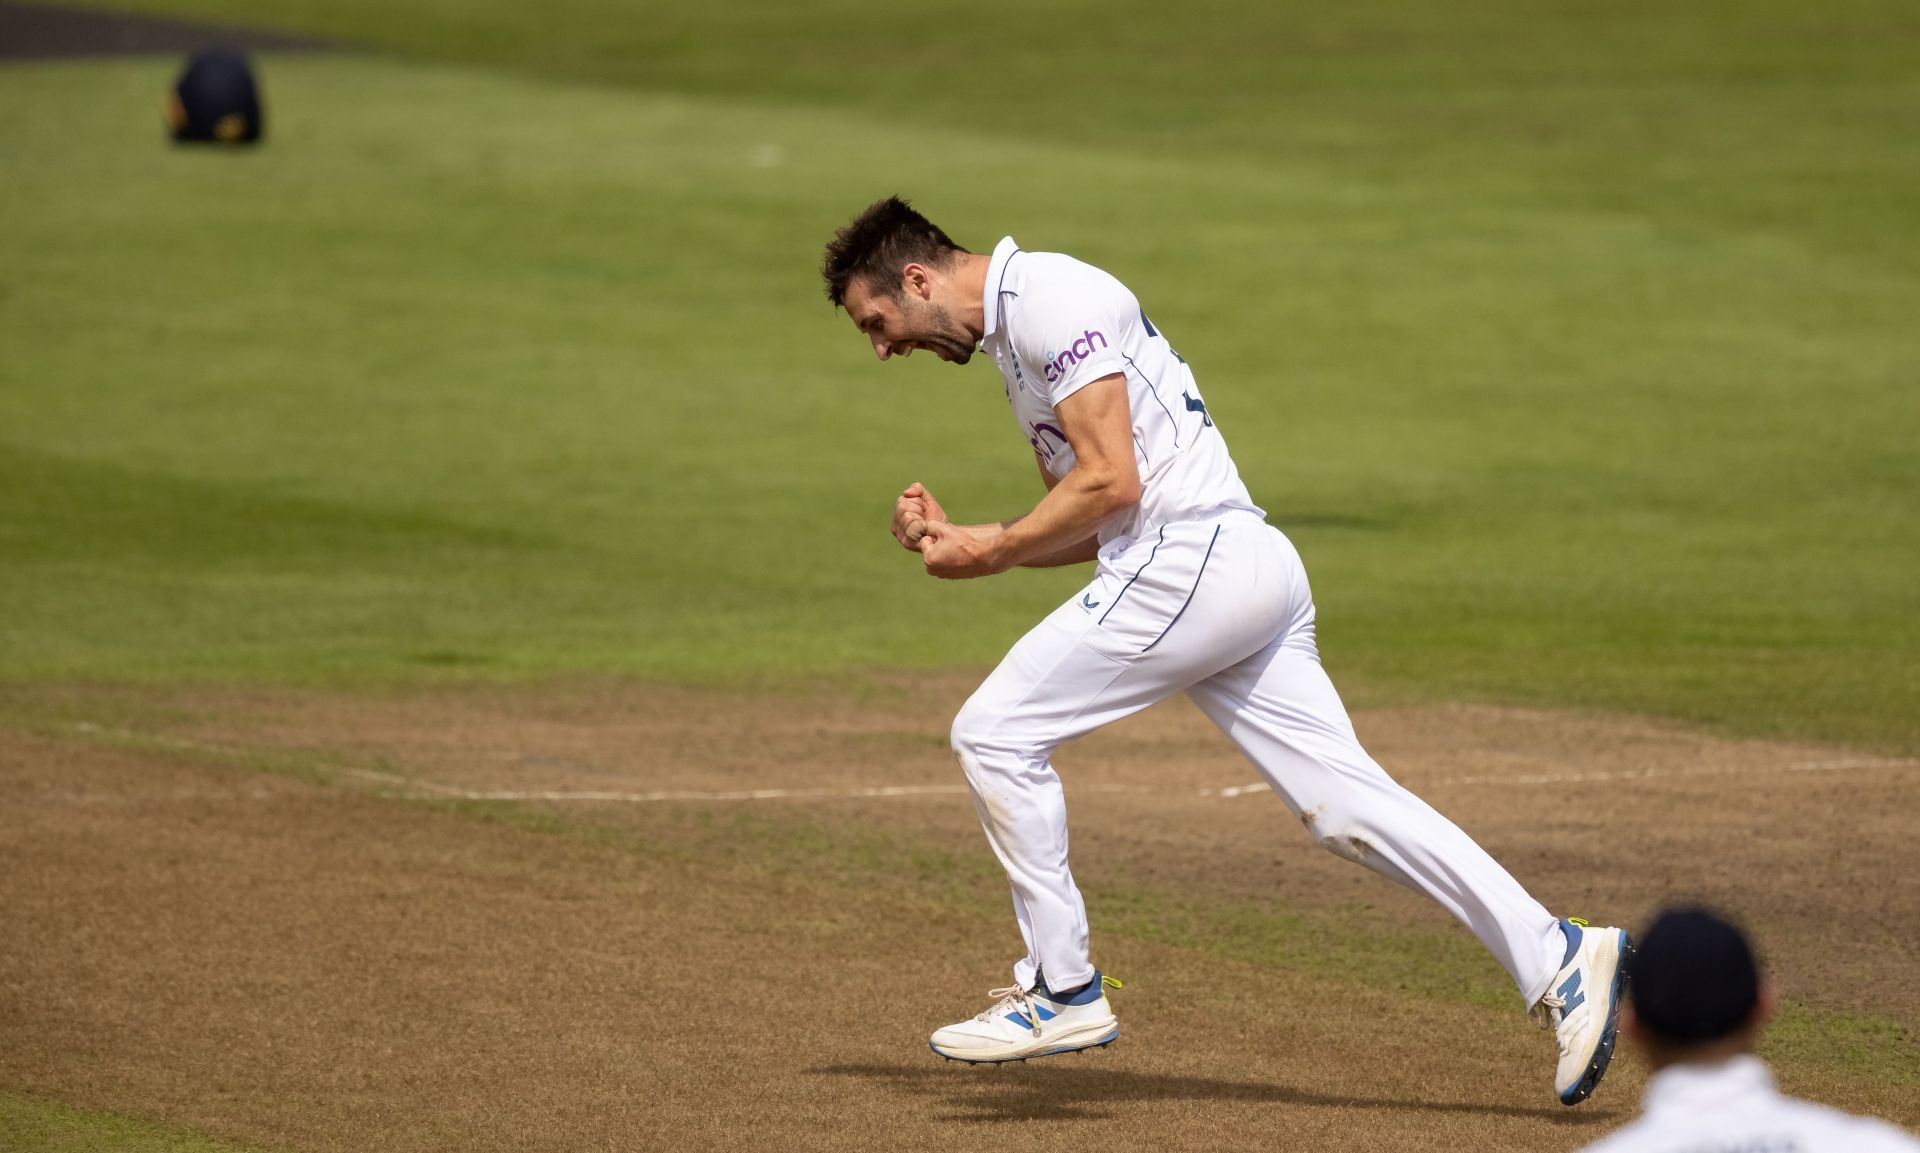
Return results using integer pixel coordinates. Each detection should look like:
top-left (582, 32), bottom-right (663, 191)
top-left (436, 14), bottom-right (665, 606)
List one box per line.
top-left (1575, 1054), bottom-right (1919, 1153)
top-left (978, 236), bottom-right (1264, 551)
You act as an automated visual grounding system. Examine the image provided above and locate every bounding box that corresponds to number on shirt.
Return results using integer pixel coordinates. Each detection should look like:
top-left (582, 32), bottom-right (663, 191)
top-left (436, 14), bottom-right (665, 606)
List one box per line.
top-left (1143, 310), bottom-right (1210, 426)
top-left (1140, 311), bottom-right (1186, 365)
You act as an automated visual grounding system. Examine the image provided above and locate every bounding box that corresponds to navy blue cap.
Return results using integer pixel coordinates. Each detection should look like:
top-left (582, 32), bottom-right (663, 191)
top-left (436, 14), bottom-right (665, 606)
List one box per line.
top-left (168, 51), bottom-right (262, 144)
top-left (1627, 906), bottom-right (1761, 1045)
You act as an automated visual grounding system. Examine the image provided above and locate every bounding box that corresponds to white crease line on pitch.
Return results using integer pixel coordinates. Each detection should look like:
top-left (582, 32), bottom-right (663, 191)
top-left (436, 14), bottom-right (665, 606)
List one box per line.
top-left (55, 721), bottom-right (1916, 805)
top-left (338, 767), bottom-right (980, 802)
top-left (1203, 755), bottom-right (1919, 798)
top-left (337, 769), bottom-right (1154, 803)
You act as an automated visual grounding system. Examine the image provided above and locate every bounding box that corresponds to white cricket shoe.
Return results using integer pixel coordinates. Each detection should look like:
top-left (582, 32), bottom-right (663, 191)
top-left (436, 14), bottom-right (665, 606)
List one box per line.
top-left (1534, 917), bottom-right (1632, 1105)
top-left (929, 973), bottom-right (1121, 1063)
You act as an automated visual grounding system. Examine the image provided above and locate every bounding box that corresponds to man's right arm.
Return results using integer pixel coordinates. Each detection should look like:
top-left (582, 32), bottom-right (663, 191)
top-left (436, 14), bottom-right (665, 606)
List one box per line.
top-left (891, 459), bottom-right (1100, 567)
top-left (1015, 533), bottom-right (1102, 568)
top-left (1006, 457), bottom-right (1098, 566)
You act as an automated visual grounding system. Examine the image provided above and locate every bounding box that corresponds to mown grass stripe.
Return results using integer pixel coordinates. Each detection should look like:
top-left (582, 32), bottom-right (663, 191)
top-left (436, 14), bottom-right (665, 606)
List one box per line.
top-left (0, 1091), bottom-right (268, 1153)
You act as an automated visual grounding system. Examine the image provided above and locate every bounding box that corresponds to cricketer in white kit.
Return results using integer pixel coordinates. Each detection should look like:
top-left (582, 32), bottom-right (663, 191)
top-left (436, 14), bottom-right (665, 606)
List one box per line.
top-left (1579, 907), bottom-right (1920, 1153)
top-left (821, 197), bottom-right (1631, 1105)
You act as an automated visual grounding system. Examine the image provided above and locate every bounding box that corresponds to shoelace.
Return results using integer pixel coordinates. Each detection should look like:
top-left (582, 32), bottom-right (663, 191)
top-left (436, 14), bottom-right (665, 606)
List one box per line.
top-left (979, 985), bottom-right (1044, 1038)
top-left (1532, 994), bottom-right (1573, 1055)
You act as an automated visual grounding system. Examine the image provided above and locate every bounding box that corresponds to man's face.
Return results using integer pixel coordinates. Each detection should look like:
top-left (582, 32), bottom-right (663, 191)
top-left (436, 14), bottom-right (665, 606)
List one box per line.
top-left (844, 273), bottom-right (976, 366)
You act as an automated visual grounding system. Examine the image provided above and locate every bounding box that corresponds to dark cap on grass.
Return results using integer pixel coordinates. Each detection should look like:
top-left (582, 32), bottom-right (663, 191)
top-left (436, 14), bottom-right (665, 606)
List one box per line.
top-left (167, 51), bottom-right (263, 144)
top-left (1627, 906), bottom-right (1761, 1045)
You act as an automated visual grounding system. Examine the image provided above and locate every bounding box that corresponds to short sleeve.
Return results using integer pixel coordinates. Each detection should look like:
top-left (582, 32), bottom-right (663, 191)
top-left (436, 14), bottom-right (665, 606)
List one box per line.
top-left (1008, 271), bottom-right (1132, 405)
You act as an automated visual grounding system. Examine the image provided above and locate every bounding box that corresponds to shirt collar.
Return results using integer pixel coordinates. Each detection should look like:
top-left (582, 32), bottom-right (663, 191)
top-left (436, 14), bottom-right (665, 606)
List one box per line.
top-left (1641, 1054), bottom-right (1777, 1119)
top-left (981, 235), bottom-right (1020, 339)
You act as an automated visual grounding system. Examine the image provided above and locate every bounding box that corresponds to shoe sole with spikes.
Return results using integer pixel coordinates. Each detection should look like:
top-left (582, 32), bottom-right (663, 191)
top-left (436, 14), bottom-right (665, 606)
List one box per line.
top-left (930, 1024), bottom-right (1120, 1065)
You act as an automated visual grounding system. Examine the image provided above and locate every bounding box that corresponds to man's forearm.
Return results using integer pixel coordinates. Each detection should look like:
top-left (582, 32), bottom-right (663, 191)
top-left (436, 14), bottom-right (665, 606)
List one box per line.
top-left (956, 517), bottom-right (1098, 568)
top-left (977, 469), bottom-right (1133, 571)
top-left (1020, 534), bottom-right (1102, 568)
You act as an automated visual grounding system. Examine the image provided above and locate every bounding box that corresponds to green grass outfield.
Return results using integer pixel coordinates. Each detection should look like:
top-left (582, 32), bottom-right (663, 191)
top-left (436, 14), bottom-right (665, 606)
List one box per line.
top-left (1, 1091), bottom-right (258, 1153)
top-left (2, 1), bottom-right (1917, 751)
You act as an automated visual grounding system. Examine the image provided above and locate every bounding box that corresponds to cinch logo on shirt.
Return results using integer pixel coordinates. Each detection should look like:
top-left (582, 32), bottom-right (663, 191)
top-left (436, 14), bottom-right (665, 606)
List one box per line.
top-left (1042, 330), bottom-right (1110, 383)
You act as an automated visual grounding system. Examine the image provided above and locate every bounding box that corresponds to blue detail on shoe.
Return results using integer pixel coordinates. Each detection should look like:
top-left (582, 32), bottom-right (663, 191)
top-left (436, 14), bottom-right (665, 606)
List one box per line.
top-left (1003, 1003), bottom-right (1058, 1029)
top-left (1555, 969), bottom-right (1587, 1016)
top-left (1035, 1025), bottom-right (1119, 1057)
top-left (1040, 970), bottom-right (1107, 1007)
top-left (1558, 918), bottom-right (1584, 967)
top-left (1559, 929), bottom-right (1633, 1106)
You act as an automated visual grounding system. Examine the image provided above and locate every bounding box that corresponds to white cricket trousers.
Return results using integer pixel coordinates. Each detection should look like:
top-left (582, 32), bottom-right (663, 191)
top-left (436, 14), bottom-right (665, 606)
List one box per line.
top-left (951, 511), bottom-right (1565, 1007)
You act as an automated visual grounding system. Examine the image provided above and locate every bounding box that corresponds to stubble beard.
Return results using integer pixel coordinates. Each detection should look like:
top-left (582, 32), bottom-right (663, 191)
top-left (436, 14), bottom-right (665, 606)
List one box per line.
top-left (905, 299), bottom-right (976, 364)
top-left (929, 336), bottom-right (974, 365)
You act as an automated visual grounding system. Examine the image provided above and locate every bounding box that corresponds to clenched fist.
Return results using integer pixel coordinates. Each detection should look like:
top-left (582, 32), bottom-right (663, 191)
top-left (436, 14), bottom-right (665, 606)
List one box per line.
top-left (891, 482), bottom-right (949, 551)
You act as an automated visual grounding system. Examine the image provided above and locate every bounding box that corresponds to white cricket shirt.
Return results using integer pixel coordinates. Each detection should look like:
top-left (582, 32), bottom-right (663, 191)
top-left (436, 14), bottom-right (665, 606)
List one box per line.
top-left (1576, 1056), bottom-right (1920, 1153)
top-left (979, 236), bottom-right (1263, 547)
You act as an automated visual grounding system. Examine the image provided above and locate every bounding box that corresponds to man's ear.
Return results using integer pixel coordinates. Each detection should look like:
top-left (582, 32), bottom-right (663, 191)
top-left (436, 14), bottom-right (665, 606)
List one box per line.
top-left (900, 262), bottom-right (933, 301)
top-left (1752, 982), bottom-right (1776, 1031)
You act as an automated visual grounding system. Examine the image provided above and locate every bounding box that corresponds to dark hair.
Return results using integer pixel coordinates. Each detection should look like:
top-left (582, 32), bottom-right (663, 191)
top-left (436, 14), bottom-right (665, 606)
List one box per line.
top-left (821, 196), bottom-right (968, 307)
top-left (1627, 906), bottom-right (1761, 1046)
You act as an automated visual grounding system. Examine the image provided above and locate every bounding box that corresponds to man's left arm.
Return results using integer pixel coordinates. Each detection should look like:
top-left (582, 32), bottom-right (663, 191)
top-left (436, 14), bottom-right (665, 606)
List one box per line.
top-left (951, 457), bottom-right (1100, 569)
top-left (920, 375), bottom-right (1138, 578)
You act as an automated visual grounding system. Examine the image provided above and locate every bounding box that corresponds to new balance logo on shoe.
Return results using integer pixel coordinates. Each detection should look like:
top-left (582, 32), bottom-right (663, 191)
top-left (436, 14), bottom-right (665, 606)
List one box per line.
top-left (1006, 1003), bottom-right (1058, 1029)
top-left (1556, 970), bottom-right (1587, 1016)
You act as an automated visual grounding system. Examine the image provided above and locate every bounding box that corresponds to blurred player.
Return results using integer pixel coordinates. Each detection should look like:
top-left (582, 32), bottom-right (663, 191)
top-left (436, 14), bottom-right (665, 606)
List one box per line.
top-left (1577, 907), bottom-right (1919, 1152)
top-left (820, 196), bottom-right (1629, 1104)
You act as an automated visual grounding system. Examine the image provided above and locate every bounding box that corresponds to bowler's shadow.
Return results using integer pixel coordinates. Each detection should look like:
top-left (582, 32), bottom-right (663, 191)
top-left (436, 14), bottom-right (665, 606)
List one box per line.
top-left (811, 1060), bottom-right (1622, 1125)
